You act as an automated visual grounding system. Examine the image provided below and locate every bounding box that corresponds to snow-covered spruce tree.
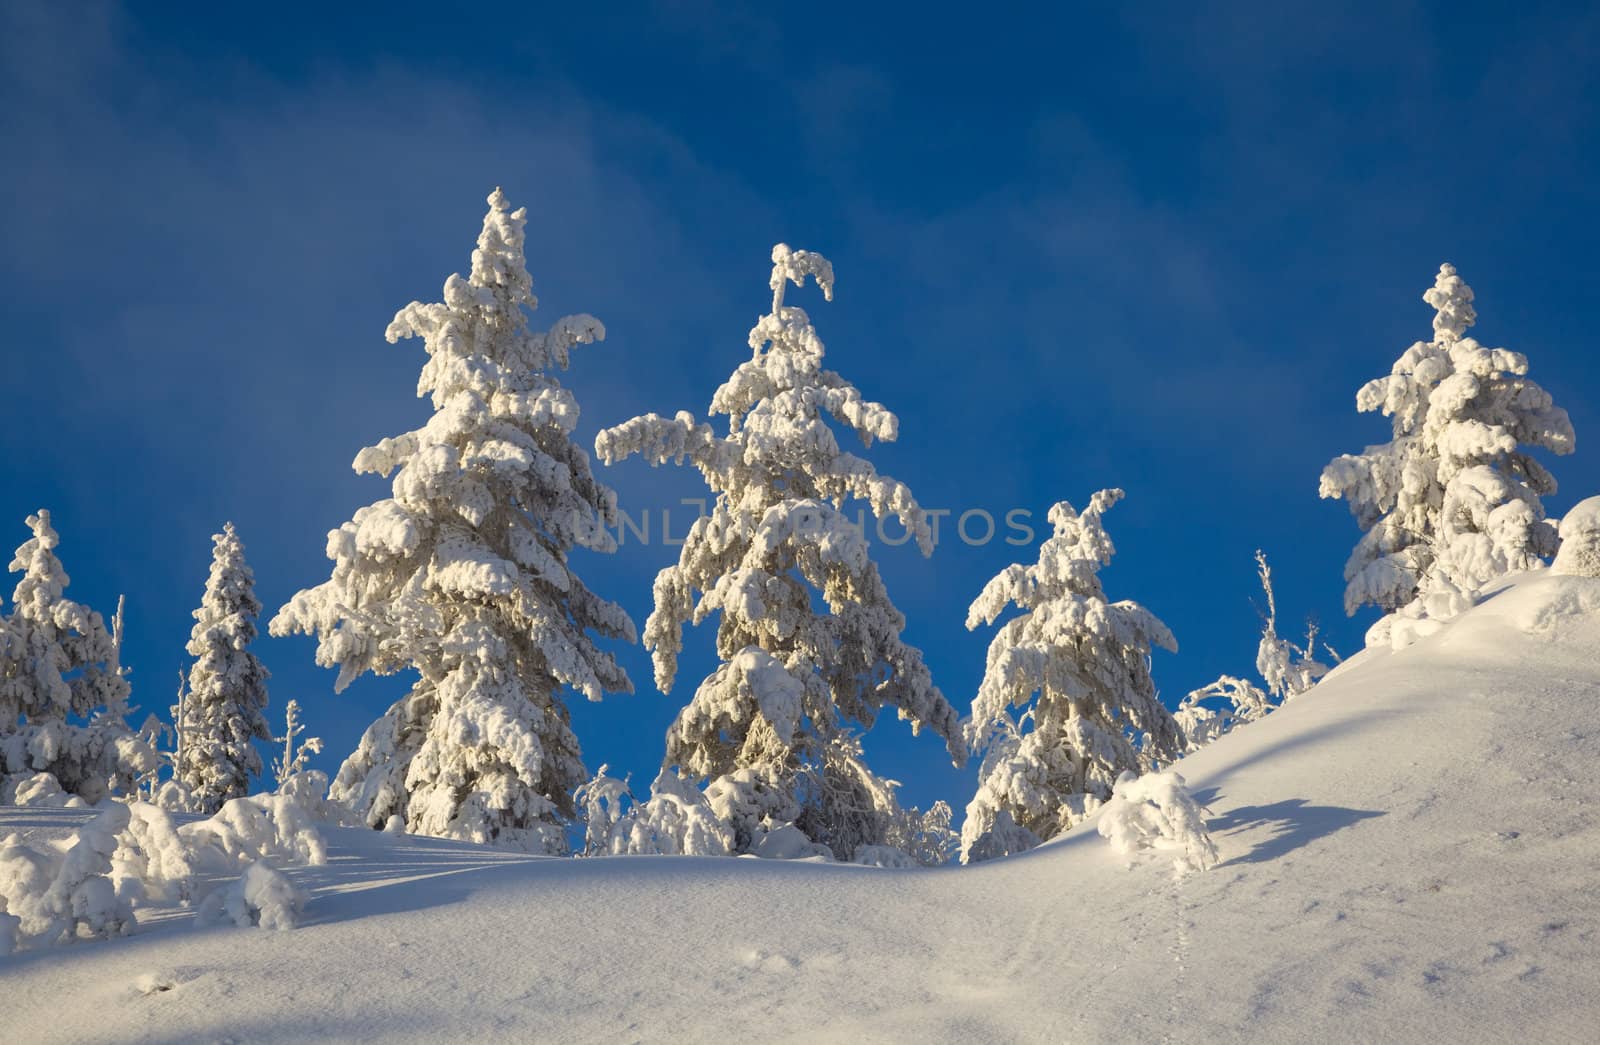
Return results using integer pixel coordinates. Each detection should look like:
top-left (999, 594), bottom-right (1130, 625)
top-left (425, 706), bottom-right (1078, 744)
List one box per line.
top-left (1320, 264), bottom-right (1574, 646)
top-left (595, 244), bottom-right (965, 862)
top-left (271, 189), bottom-right (634, 853)
top-left (0, 511), bottom-right (153, 803)
top-left (175, 523), bottom-right (273, 813)
top-left (960, 490), bottom-right (1182, 864)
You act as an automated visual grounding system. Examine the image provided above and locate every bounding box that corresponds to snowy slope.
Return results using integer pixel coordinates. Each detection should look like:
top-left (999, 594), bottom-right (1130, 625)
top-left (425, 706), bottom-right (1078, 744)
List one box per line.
top-left (4, 573), bottom-right (1599, 1044)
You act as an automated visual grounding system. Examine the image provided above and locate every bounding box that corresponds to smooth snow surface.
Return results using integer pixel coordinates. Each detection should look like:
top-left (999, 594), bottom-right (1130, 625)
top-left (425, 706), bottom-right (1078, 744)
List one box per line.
top-left (4, 574), bottom-right (1598, 1043)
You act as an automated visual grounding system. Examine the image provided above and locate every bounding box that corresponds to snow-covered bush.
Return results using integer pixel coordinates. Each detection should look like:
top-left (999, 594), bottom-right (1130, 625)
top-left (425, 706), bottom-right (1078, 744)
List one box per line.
top-left (575, 765), bottom-right (734, 857)
top-left (2, 770), bottom-right (87, 808)
top-left (1176, 552), bottom-right (1329, 751)
top-left (574, 766), bottom-right (631, 854)
top-left (181, 793), bottom-right (329, 870)
top-left (1097, 769), bottom-right (1218, 875)
top-left (0, 831), bottom-right (55, 947)
top-left (138, 679), bottom-right (199, 812)
top-left (1252, 552), bottom-right (1329, 701)
top-left (198, 860), bottom-right (305, 931)
top-left (9, 804), bottom-right (137, 944)
top-left (0, 511), bottom-right (154, 802)
top-left (1552, 496), bottom-right (1600, 578)
top-left (883, 799), bottom-right (959, 867)
top-left (271, 189), bottom-right (634, 853)
top-left (959, 809), bottom-right (1041, 864)
top-left (1175, 676), bottom-right (1271, 753)
top-left (0, 788), bottom-right (337, 953)
top-left (149, 777), bottom-right (200, 814)
top-left (132, 712), bottom-right (173, 805)
top-left (852, 845), bottom-right (919, 869)
top-left (1321, 265), bottom-right (1574, 647)
top-left (112, 801), bottom-right (197, 905)
top-left (257, 702), bottom-right (362, 826)
top-left (277, 769), bottom-right (360, 827)
top-left (176, 523), bottom-right (274, 813)
top-left (961, 490), bottom-right (1182, 864)
top-left (749, 822), bottom-right (834, 861)
top-left (577, 758), bottom-right (953, 864)
top-left (596, 244), bottom-right (964, 863)
top-left (269, 699), bottom-right (323, 790)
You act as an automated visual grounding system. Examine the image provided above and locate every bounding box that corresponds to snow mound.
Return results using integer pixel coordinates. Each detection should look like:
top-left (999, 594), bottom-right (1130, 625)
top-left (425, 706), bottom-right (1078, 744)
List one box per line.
top-left (3, 773), bottom-right (88, 809)
top-left (1553, 495), bottom-right (1600, 577)
top-left (198, 861), bottom-right (305, 931)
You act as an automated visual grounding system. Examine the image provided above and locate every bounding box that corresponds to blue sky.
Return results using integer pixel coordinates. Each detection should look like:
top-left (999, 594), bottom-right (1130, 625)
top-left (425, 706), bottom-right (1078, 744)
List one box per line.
top-left (3, 1), bottom-right (1597, 817)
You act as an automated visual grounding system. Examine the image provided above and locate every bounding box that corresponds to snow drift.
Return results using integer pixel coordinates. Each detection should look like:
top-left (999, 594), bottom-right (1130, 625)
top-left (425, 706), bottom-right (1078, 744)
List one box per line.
top-left (2, 572), bottom-right (1598, 1042)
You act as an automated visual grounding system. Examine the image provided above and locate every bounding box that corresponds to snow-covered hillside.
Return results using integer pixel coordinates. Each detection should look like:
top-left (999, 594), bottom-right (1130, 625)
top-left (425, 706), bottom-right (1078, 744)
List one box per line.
top-left (4, 573), bottom-right (1598, 1044)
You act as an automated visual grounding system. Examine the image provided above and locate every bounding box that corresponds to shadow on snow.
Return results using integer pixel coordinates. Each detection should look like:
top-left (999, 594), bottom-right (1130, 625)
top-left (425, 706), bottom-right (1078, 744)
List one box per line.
top-left (1206, 798), bottom-right (1385, 865)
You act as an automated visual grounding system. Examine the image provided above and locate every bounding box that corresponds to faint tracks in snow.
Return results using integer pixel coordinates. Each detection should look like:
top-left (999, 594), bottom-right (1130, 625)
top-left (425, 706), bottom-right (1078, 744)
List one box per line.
top-left (1080, 871), bottom-right (1197, 1045)
top-left (1160, 876), bottom-right (1192, 1045)
top-left (999, 905), bottom-right (1050, 983)
top-left (1068, 876), bottom-right (1191, 1042)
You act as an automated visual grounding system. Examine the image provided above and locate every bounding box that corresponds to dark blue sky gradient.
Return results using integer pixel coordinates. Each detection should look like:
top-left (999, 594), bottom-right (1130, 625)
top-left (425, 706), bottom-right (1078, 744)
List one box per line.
top-left (3, 2), bottom-right (1597, 816)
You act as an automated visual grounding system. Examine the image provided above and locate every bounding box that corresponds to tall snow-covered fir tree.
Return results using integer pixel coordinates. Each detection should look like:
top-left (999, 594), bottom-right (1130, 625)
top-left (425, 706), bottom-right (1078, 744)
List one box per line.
top-left (1320, 264), bottom-right (1574, 645)
top-left (960, 490), bottom-right (1182, 864)
top-left (271, 189), bottom-right (635, 853)
top-left (596, 244), bottom-right (965, 862)
top-left (175, 523), bottom-right (273, 813)
top-left (0, 511), bottom-right (153, 803)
